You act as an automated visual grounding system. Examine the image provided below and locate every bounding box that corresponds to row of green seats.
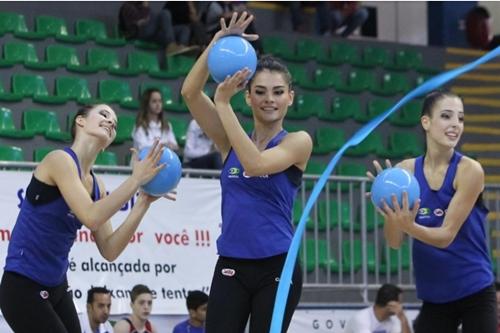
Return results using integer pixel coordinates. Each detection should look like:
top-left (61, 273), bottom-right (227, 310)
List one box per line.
top-left (262, 36), bottom-right (440, 74)
top-left (293, 200), bottom-right (383, 232)
top-left (0, 107), bottom-right (189, 147)
top-left (287, 64), bottom-right (429, 96)
top-left (0, 74), bottom-right (192, 112)
top-left (301, 238), bottom-right (411, 274)
top-left (0, 144), bottom-right (119, 165)
top-left (0, 41), bottom-right (195, 78)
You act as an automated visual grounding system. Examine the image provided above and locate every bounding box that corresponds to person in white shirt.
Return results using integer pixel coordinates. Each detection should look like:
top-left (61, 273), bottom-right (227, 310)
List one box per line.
top-left (132, 88), bottom-right (179, 152)
top-left (344, 284), bottom-right (411, 333)
top-left (183, 119), bottom-right (222, 169)
top-left (79, 286), bottom-right (113, 333)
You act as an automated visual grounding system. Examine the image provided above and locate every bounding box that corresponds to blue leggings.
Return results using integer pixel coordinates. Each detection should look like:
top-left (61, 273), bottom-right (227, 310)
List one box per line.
top-left (0, 271), bottom-right (80, 333)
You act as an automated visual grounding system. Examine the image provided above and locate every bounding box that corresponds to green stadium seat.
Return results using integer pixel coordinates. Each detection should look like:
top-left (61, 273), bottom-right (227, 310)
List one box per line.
top-left (55, 76), bottom-right (93, 104)
top-left (87, 48), bottom-right (120, 71)
top-left (342, 239), bottom-right (362, 272)
top-left (380, 241), bottom-right (411, 274)
top-left (318, 96), bottom-right (360, 122)
top-left (33, 147), bottom-right (56, 162)
top-left (45, 45), bottom-right (97, 73)
top-left (2, 42), bottom-right (57, 70)
top-left (286, 63), bottom-right (312, 89)
top-left (354, 98), bottom-right (393, 123)
top-left (134, 40), bottom-right (162, 50)
top-left (170, 117), bottom-right (188, 147)
top-left (304, 160), bottom-right (327, 190)
top-left (288, 93), bottom-right (325, 120)
top-left (379, 131), bottom-right (424, 158)
top-left (139, 83), bottom-right (175, 109)
top-left (304, 239), bottom-right (340, 273)
top-left (75, 19), bottom-right (126, 46)
top-left (317, 200), bottom-right (349, 231)
top-left (353, 46), bottom-right (391, 68)
top-left (164, 55), bottom-right (196, 76)
top-left (345, 132), bottom-right (385, 157)
top-left (336, 69), bottom-right (377, 94)
top-left (98, 79), bottom-right (137, 108)
top-left (95, 151), bottom-right (118, 165)
top-left (0, 107), bottom-right (35, 139)
top-left (261, 36), bottom-right (307, 62)
top-left (114, 115), bottom-right (136, 144)
top-left (309, 67), bottom-right (342, 90)
top-left (126, 50), bottom-right (178, 79)
top-left (292, 200), bottom-right (313, 227)
top-left (12, 74), bottom-right (67, 104)
top-left (360, 205), bottom-right (384, 232)
top-left (312, 127), bottom-right (345, 155)
top-left (0, 12), bottom-right (29, 35)
top-left (23, 109), bottom-right (71, 141)
top-left (295, 38), bottom-right (327, 62)
top-left (371, 72), bottom-right (412, 96)
top-left (0, 145), bottom-right (24, 161)
top-left (318, 42), bottom-right (360, 66)
top-left (230, 91), bottom-right (250, 114)
top-left (0, 81), bottom-right (23, 102)
top-left (241, 121), bottom-right (254, 135)
top-left (385, 49), bottom-right (439, 74)
top-left (335, 162), bottom-right (368, 193)
top-left (28, 15), bottom-right (86, 43)
top-left (389, 100), bottom-right (422, 127)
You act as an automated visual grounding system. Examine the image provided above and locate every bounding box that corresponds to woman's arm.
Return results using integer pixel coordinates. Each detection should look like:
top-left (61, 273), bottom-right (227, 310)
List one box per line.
top-left (181, 12), bottom-right (258, 159)
top-left (398, 157), bottom-right (484, 248)
top-left (38, 142), bottom-right (164, 231)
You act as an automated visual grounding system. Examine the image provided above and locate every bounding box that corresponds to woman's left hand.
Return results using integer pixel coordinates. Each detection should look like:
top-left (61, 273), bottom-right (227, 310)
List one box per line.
top-left (137, 190), bottom-right (177, 205)
top-left (214, 68), bottom-right (252, 104)
top-left (378, 191), bottom-right (420, 234)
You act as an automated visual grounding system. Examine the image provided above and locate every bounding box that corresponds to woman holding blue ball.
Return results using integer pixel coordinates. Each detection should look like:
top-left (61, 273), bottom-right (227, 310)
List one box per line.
top-left (0, 104), bottom-right (174, 333)
top-left (181, 11), bottom-right (312, 333)
top-left (369, 91), bottom-right (496, 333)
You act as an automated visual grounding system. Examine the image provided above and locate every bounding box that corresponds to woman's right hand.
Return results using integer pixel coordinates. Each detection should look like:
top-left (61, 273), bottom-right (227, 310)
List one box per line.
top-left (214, 11), bottom-right (259, 42)
top-left (130, 139), bottom-right (166, 186)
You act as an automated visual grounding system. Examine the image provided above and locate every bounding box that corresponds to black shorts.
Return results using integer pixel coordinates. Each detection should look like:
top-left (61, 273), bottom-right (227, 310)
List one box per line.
top-left (0, 271), bottom-right (81, 333)
top-left (205, 253), bottom-right (302, 333)
top-left (415, 284), bottom-right (497, 333)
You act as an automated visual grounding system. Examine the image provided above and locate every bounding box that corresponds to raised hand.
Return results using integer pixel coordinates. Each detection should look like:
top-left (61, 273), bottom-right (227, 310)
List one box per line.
top-left (130, 138), bottom-right (166, 186)
top-left (214, 68), bottom-right (252, 104)
top-left (216, 11), bottom-right (259, 41)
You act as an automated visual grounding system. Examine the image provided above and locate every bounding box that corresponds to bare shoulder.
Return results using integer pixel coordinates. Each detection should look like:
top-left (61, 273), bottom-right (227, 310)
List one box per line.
top-left (457, 155), bottom-right (484, 177)
top-left (396, 158), bottom-right (416, 174)
top-left (35, 149), bottom-right (78, 184)
top-left (282, 130), bottom-right (313, 148)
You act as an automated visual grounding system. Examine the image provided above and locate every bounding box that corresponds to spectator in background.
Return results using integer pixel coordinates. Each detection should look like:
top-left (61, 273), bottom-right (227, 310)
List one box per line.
top-left (172, 290), bottom-right (209, 333)
top-left (183, 119), bottom-right (222, 170)
top-left (113, 284), bottom-right (157, 333)
top-left (164, 1), bottom-right (208, 48)
top-left (118, 1), bottom-right (197, 68)
top-left (316, 1), bottom-right (369, 38)
top-left (79, 286), bottom-right (113, 333)
top-left (201, 1), bottom-right (263, 54)
top-left (344, 284), bottom-right (411, 333)
top-left (465, 6), bottom-right (500, 50)
top-left (132, 88), bottom-right (179, 153)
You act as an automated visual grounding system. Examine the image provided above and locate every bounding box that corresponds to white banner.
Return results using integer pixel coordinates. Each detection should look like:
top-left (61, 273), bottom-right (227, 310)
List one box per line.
top-left (0, 170), bottom-right (221, 315)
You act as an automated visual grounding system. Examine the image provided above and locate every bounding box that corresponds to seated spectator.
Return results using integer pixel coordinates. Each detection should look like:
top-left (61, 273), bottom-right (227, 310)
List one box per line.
top-left (164, 1), bottom-right (208, 48)
top-left (132, 88), bottom-right (179, 153)
top-left (79, 286), bottom-right (113, 333)
top-left (316, 1), bottom-right (369, 38)
top-left (113, 284), bottom-right (157, 333)
top-left (200, 1), bottom-right (263, 53)
top-left (344, 284), bottom-right (411, 333)
top-left (172, 290), bottom-right (209, 333)
top-left (118, 1), bottom-right (197, 68)
top-left (183, 119), bottom-right (222, 170)
top-left (465, 6), bottom-right (500, 50)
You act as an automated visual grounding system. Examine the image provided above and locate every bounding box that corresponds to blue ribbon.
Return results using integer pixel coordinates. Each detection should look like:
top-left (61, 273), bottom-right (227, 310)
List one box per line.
top-left (270, 46), bottom-right (500, 333)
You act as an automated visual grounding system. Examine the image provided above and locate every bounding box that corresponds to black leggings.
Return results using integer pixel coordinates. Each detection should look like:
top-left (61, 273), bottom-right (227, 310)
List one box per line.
top-left (205, 254), bottom-right (302, 333)
top-left (415, 284), bottom-right (497, 333)
top-left (0, 271), bottom-right (81, 333)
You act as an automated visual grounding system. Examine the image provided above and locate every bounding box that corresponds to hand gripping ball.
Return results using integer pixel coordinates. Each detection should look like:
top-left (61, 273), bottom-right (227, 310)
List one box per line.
top-left (208, 35), bottom-right (257, 83)
top-left (138, 147), bottom-right (182, 196)
top-left (371, 167), bottom-right (420, 210)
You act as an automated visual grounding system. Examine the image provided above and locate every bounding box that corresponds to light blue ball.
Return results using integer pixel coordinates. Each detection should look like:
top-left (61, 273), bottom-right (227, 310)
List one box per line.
top-left (138, 147), bottom-right (182, 196)
top-left (371, 167), bottom-right (420, 210)
top-left (207, 35), bottom-right (257, 83)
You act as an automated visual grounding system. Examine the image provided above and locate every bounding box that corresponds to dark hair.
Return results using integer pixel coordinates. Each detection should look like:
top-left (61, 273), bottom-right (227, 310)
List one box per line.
top-left (186, 290), bottom-right (209, 310)
top-left (421, 90), bottom-right (462, 117)
top-left (70, 105), bottom-right (95, 139)
top-left (465, 6), bottom-right (491, 49)
top-left (130, 284), bottom-right (152, 303)
top-left (87, 286), bottom-right (111, 304)
top-left (374, 284), bottom-right (402, 307)
top-left (247, 55), bottom-right (293, 91)
top-left (495, 281), bottom-right (500, 291)
top-left (136, 88), bottom-right (169, 135)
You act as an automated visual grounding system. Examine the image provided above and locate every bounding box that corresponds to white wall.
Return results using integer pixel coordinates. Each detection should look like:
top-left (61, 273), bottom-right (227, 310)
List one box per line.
top-left (364, 1), bottom-right (428, 45)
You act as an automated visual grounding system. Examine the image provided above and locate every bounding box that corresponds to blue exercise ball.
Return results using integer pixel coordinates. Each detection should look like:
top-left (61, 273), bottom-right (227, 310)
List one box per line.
top-left (207, 35), bottom-right (257, 83)
top-left (138, 147), bottom-right (182, 196)
top-left (371, 167), bottom-right (420, 210)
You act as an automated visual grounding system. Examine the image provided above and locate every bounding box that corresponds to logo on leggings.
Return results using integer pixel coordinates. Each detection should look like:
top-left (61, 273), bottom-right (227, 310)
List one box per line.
top-left (40, 290), bottom-right (49, 299)
top-left (221, 268), bottom-right (235, 277)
